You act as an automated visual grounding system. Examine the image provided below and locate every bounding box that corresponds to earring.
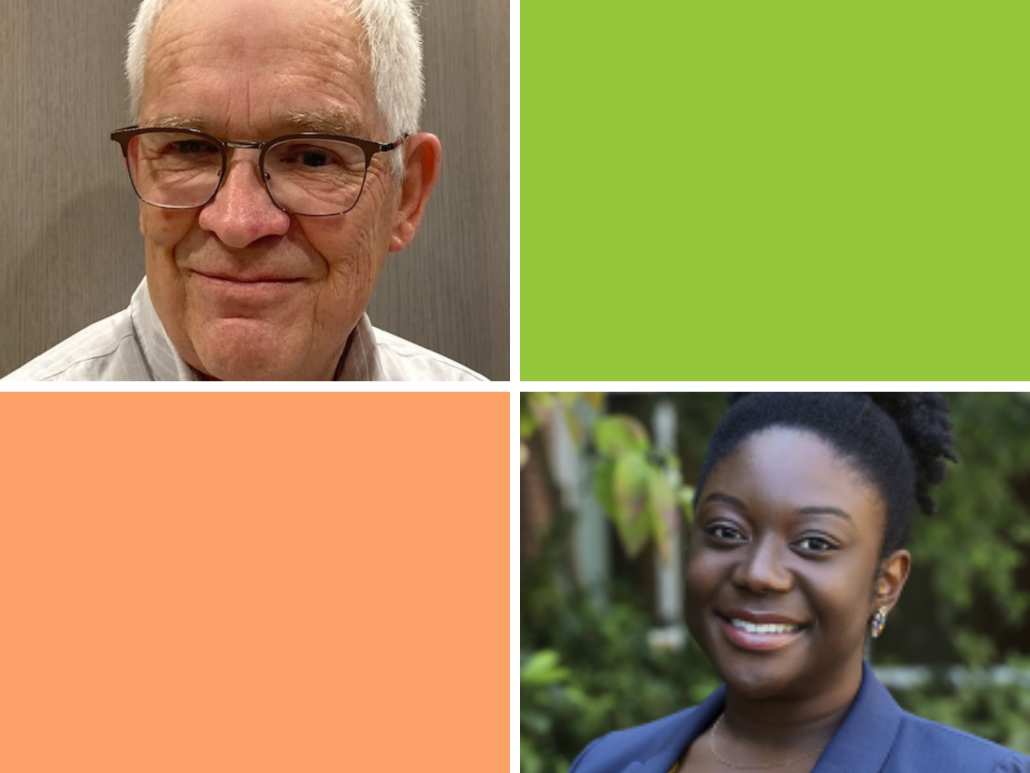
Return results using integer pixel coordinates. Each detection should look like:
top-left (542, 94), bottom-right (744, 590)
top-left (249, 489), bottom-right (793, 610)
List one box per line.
top-left (870, 606), bottom-right (888, 639)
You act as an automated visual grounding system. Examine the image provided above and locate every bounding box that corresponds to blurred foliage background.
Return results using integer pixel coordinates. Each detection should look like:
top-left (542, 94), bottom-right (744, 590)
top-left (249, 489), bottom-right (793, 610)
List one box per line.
top-left (519, 393), bottom-right (1030, 773)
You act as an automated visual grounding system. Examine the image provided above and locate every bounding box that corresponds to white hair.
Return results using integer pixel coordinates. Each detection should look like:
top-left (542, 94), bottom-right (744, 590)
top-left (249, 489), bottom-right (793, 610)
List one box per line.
top-left (125, 0), bottom-right (424, 176)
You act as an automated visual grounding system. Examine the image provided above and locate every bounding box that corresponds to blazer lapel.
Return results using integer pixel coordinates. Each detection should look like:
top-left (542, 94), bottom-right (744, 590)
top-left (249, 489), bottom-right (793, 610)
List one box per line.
top-left (811, 662), bottom-right (903, 773)
top-left (624, 661), bottom-right (901, 773)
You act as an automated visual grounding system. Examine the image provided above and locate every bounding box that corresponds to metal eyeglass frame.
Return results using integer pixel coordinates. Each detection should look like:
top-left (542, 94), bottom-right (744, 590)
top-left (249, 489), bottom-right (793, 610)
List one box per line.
top-left (110, 125), bottom-right (407, 217)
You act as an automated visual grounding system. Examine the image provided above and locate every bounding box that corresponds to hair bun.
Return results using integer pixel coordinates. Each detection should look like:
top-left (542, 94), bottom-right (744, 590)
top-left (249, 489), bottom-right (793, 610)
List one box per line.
top-left (865, 393), bottom-right (957, 516)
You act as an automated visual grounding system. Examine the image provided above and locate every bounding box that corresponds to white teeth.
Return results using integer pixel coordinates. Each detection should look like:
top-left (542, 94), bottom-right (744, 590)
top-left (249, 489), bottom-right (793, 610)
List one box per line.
top-left (730, 619), bottom-right (799, 635)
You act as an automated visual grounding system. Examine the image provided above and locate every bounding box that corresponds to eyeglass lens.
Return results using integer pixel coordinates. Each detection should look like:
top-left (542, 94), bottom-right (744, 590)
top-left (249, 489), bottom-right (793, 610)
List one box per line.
top-left (126, 131), bottom-right (368, 215)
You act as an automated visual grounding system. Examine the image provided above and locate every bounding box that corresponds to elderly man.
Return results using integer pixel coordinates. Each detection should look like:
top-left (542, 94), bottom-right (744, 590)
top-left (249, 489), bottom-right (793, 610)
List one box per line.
top-left (5, 0), bottom-right (484, 381)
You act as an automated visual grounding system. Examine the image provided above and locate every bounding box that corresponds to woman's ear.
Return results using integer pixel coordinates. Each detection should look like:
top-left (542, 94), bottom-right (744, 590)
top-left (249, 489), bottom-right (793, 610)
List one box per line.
top-left (873, 548), bottom-right (912, 614)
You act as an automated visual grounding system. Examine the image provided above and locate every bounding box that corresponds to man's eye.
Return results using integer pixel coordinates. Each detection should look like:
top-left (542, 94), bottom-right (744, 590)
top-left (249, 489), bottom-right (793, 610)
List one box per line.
top-left (797, 536), bottom-right (836, 553)
top-left (302, 151), bottom-right (330, 167)
top-left (171, 140), bottom-right (214, 155)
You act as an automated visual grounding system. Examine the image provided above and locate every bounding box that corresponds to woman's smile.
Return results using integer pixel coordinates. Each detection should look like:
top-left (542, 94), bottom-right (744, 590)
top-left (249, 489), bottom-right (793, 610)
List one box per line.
top-left (716, 610), bottom-right (809, 651)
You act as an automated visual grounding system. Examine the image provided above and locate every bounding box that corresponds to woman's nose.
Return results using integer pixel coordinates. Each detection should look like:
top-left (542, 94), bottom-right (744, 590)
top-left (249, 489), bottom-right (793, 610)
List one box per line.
top-left (732, 538), bottom-right (793, 594)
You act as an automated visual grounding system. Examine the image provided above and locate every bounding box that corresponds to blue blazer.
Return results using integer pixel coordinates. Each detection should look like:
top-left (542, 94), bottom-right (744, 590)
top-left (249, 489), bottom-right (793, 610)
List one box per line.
top-left (570, 662), bottom-right (1030, 773)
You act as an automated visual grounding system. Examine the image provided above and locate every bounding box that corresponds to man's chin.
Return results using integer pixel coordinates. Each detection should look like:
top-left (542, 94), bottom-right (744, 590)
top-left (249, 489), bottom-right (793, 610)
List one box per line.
top-left (189, 319), bottom-right (311, 381)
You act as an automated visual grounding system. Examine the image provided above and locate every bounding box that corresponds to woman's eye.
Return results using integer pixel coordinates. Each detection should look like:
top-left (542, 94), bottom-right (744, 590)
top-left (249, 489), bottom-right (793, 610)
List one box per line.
top-left (707, 524), bottom-right (745, 541)
top-left (797, 536), bottom-right (836, 553)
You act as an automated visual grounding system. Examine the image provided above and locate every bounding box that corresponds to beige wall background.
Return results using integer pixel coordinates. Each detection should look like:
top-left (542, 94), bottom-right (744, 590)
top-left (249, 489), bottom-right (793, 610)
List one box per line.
top-left (0, 0), bottom-right (509, 380)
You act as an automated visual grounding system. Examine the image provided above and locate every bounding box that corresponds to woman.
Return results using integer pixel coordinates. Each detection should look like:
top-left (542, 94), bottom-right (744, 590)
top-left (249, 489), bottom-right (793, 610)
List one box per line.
top-left (570, 393), bottom-right (1030, 773)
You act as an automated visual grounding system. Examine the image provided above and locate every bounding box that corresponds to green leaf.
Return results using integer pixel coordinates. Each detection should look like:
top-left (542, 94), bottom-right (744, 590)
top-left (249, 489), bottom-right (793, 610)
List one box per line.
top-left (599, 452), bottom-right (654, 558)
top-left (678, 486), bottom-right (696, 527)
top-left (521, 650), bottom-right (570, 686)
top-left (612, 452), bottom-right (651, 525)
top-left (649, 471), bottom-right (677, 533)
top-left (615, 506), bottom-right (653, 559)
top-left (648, 470), bottom-right (676, 564)
top-left (593, 416), bottom-right (649, 457)
top-left (593, 458), bottom-right (616, 514)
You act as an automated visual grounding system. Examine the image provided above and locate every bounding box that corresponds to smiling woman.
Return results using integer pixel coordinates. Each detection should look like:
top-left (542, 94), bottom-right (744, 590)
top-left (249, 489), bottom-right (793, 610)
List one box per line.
top-left (570, 393), bottom-right (1030, 773)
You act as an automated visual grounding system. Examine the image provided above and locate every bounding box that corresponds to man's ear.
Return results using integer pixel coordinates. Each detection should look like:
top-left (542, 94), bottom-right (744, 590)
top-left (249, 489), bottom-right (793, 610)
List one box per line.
top-left (389, 132), bottom-right (441, 254)
top-left (873, 548), bottom-right (911, 616)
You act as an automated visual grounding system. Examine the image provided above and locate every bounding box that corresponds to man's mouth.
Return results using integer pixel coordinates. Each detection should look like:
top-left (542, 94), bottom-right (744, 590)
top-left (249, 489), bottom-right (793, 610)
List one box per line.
top-left (189, 270), bottom-right (306, 308)
top-left (194, 271), bottom-right (302, 284)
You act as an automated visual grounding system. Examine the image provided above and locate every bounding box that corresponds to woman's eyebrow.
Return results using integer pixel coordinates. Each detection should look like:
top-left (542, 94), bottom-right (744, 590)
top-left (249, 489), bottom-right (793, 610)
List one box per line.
top-left (702, 492), bottom-right (747, 511)
top-left (796, 505), bottom-right (854, 524)
top-left (702, 494), bottom-right (854, 525)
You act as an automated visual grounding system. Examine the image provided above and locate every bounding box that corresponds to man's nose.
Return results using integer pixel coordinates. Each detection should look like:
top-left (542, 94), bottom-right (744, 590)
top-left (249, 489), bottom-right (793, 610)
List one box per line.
top-left (732, 538), bottom-right (793, 594)
top-left (197, 153), bottom-right (291, 249)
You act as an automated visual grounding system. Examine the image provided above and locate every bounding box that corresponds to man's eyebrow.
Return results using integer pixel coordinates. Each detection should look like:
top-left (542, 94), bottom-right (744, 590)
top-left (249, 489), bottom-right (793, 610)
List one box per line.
top-left (281, 107), bottom-right (364, 136)
top-left (146, 115), bottom-right (210, 131)
top-left (796, 505), bottom-right (854, 524)
top-left (143, 109), bottom-right (365, 137)
top-left (702, 492), bottom-right (747, 511)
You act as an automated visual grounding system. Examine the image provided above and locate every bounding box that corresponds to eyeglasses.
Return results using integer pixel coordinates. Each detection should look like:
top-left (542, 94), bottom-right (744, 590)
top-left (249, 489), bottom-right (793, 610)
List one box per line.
top-left (110, 126), bottom-right (406, 217)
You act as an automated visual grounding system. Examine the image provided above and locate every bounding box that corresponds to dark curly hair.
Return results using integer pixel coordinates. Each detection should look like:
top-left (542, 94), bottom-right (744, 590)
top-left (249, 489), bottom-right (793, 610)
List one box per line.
top-left (694, 393), bottom-right (958, 558)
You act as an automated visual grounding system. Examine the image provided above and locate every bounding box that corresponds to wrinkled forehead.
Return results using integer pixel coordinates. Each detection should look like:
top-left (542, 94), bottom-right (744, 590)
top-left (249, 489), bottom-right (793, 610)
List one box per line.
top-left (141, 0), bottom-right (378, 134)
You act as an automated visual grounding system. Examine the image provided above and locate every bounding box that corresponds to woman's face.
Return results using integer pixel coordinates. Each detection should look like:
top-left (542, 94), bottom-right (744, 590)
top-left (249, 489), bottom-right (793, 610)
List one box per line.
top-left (685, 427), bottom-right (909, 702)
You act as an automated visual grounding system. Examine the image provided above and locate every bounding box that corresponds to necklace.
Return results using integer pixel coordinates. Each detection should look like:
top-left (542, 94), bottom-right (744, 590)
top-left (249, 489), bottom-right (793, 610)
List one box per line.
top-left (709, 714), bottom-right (824, 770)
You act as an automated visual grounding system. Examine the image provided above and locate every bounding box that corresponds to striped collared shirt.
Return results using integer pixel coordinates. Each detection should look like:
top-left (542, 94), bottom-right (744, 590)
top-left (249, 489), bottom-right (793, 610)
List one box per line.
top-left (4, 279), bottom-right (486, 382)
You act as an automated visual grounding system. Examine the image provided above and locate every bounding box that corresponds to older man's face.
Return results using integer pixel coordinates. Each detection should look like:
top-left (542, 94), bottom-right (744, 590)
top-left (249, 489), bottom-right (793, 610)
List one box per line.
top-left (138, 0), bottom-right (401, 380)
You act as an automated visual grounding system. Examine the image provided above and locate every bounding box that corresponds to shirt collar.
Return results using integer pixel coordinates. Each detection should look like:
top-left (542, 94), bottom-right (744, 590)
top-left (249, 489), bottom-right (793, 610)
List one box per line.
top-left (131, 279), bottom-right (198, 381)
top-left (131, 277), bottom-right (385, 381)
top-left (334, 313), bottom-right (385, 380)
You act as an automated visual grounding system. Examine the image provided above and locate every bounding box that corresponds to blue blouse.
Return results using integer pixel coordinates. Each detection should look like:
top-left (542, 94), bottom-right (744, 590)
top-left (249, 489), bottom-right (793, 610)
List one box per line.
top-left (570, 661), bottom-right (1030, 773)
